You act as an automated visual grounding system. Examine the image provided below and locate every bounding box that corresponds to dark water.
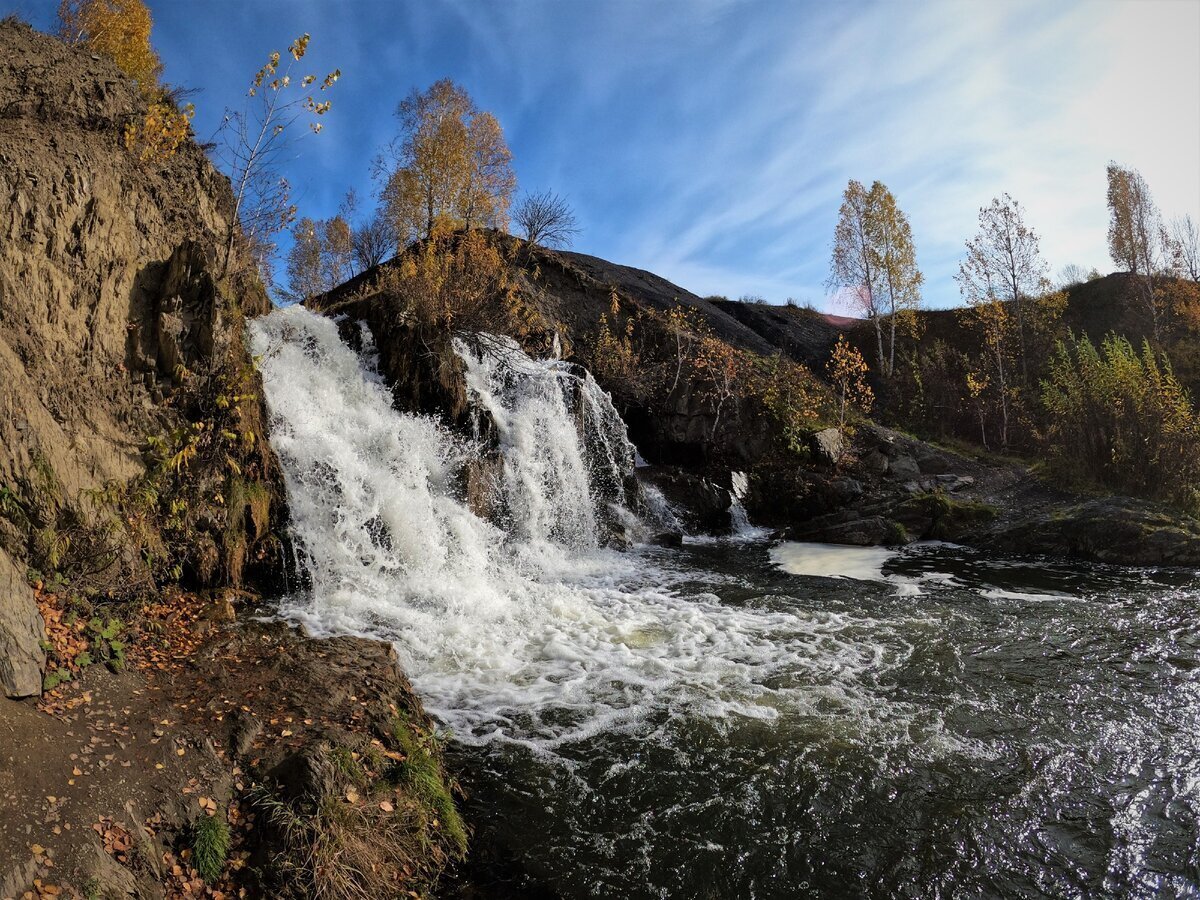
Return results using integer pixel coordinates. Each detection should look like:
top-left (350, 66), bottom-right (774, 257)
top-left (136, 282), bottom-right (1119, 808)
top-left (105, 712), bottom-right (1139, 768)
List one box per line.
top-left (452, 541), bottom-right (1200, 899)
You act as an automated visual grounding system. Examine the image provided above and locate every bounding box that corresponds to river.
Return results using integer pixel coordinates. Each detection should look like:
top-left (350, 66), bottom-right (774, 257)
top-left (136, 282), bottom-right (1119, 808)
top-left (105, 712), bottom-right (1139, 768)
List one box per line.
top-left (251, 306), bottom-right (1200, 899)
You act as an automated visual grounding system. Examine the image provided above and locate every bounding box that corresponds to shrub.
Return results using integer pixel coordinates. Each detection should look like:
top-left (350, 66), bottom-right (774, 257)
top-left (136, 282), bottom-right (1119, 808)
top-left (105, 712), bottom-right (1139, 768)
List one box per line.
top-left (123, 97), bottom-right (194, 163)
top-left (1040, 332), bottom-right (1200, 510)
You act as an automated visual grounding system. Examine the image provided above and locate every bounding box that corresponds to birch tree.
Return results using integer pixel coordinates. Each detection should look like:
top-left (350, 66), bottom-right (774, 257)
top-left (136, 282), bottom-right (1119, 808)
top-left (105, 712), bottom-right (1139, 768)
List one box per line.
top-left (829, 180), bottom-right (884, 372)
top-left (828, 179), bottom-right (921, 380)
top-left (868, 182), bottom-right (922, 378)
top-left (379, 80), bottom-right (515, 244)
top-left (956, 194), bottom-right (1051, 383)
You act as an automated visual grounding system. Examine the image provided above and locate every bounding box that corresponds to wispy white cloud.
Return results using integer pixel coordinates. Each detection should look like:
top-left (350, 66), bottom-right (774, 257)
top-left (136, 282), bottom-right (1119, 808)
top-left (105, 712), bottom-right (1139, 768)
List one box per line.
top-left (14, 0), bottom-right (1193, 309)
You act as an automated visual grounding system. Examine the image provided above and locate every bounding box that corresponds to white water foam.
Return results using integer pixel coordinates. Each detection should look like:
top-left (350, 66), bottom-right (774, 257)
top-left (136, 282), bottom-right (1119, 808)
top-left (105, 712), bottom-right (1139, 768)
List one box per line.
top-left (250, 307), bottom-right (983, 758)
top-left (771, 542), bottom-right (898, 581)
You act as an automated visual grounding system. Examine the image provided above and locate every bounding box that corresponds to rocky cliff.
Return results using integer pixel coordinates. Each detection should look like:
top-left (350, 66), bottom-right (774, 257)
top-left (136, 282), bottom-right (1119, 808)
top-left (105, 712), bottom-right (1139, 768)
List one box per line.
top-left (1, 21), bottom-right (467, 899)
top-left (0, 19), bottom-right (277, 698)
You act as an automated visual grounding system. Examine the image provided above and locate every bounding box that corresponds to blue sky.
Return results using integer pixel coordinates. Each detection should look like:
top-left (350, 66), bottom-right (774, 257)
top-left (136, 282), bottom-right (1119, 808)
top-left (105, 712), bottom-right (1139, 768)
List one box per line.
top-left (12, 0), bottom-right (1200, 309)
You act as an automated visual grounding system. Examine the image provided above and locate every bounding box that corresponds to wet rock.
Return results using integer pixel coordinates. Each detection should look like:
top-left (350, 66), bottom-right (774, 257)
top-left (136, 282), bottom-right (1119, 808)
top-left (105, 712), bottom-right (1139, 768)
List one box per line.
top-left (653, 531), bottom-right (684, 548)
top-left (789, 513), bottom-right (897, 547)
top-left (639, 467), bottom-right (732, 533)
top-left (990, 498), bottom-right (1200, 566)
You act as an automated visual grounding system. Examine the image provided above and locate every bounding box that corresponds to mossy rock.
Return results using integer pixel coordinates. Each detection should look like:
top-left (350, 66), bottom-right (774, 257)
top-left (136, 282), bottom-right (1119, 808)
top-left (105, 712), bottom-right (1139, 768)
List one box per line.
top-left (898, 491), bottom-right (997, 541)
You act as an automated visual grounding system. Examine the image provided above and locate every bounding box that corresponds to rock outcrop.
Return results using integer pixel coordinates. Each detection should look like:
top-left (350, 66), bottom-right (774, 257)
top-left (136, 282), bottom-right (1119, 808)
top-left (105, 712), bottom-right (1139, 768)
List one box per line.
top-left (0, 19), bottom-right (278, 693)
top-left (0, 550), bottom-right (42, 698)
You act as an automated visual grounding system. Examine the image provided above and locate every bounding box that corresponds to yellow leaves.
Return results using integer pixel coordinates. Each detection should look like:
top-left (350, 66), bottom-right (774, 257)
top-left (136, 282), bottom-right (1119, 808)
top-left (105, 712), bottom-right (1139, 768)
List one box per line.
top-left (123, 98), bottom-right (194, 163)
top-left (965, 370), bottom-right (990, 399)
top-left (827, 334), bottom-right (874, 427)
top-left (289, 33), bottom-right (310, 60)
top-left (58, 0), bottom-right (162, 90)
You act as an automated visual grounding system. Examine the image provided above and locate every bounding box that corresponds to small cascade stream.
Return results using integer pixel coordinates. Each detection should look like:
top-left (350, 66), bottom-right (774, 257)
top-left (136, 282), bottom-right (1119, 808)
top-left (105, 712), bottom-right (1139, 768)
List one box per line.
top-left (251, 306), bottom-right (1200, 899)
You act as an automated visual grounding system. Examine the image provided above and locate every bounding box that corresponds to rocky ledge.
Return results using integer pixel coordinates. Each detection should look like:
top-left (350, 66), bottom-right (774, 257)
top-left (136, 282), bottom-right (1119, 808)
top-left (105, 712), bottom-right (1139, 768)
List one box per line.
top-left (0, 589), bottom-right (465, 899)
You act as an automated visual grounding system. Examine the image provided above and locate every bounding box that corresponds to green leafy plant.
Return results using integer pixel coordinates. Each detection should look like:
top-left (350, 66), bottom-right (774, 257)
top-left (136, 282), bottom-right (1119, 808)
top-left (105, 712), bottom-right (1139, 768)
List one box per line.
top-left (86, 617), bottom-right (127, 672)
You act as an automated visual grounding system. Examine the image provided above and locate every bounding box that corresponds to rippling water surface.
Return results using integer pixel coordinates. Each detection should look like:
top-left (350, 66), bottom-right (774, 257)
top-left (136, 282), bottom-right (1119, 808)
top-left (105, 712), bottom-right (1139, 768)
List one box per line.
top-left (458, 540), bottom-right (1200, 899)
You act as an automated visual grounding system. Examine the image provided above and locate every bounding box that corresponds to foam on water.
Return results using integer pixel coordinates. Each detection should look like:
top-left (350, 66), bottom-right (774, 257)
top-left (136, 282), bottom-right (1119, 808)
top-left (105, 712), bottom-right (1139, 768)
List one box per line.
top-left (771, 541), bottom-right (896, 581)
top-left (250, 307), bottom-right (979, 757)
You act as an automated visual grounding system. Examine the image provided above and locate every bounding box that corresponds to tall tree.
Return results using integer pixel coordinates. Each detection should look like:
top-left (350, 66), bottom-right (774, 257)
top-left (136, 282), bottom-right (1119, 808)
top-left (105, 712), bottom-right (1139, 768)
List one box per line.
top-left (829, 180), bottom-right (884, 372)
top-left (1106, 162), bottom-right (1163, 338)
top-left (828, 179), bottom-right (921, 379)
top-left (58, 0), bottom-right (161, 89)
top-left (379, 79), bottom-right (515, 244)
top-left (868, 182), bottom-right (922, 378)
top-left (956, 194), bottom-right (1051, 383)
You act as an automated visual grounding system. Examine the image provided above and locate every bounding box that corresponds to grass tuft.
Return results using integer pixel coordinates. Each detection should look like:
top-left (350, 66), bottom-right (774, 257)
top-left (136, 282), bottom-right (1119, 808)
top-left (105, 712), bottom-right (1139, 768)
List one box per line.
top-left (193, 812), bottom-right (231, 883)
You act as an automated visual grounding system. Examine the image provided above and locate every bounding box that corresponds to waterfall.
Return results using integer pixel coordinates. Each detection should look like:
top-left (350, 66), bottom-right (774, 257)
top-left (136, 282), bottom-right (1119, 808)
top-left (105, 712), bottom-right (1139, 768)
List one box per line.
top-left (453, 334), bottom-right (638, 551)
top-left (249, 306), bottom-right (880, 750)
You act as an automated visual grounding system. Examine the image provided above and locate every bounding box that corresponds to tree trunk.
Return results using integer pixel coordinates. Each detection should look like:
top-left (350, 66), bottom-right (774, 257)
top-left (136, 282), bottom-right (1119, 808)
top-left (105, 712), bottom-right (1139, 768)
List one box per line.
top-left (873, 315), bottom-right (885, 378)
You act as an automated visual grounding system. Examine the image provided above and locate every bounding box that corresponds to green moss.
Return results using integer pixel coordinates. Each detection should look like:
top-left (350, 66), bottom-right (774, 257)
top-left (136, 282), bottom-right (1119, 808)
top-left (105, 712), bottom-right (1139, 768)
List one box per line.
top-left (192, 812), bottom-right (230, 883)
top-left (900, 491), bottom-right (997, 541)
top-left (884, 520), bottom-right (909, 546)
top-left (390, 713), bottom-right (467, 856)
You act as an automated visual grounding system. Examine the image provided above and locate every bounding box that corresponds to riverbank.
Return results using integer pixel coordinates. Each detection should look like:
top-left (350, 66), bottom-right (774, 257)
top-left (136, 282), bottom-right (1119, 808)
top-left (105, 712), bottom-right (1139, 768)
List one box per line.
top-left (1, 587), bottom-right (464, 898)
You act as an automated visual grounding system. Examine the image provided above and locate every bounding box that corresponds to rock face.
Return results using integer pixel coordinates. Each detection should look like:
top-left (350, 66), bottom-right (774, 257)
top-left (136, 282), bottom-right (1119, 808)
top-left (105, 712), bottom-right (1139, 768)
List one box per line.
top-left (0, 20), bottom-right (276, 693)
top-left (0, 20), bottom-right (263, 506)
top-left (0, 550), bottom-right (42, 698)
top-left (991, 498), bottom-right (1200, 567)
top-left (639, 467), bottom-right (733, 533)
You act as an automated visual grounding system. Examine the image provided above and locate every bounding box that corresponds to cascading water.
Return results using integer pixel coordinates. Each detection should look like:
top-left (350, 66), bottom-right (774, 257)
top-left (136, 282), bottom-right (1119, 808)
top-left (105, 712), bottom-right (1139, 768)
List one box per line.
top-left (251, 305), bottom-right (1200, 899)
top-left (452, 333), bottom-right (636, 552)
top-left (250, 307), bottom-right (932, 746)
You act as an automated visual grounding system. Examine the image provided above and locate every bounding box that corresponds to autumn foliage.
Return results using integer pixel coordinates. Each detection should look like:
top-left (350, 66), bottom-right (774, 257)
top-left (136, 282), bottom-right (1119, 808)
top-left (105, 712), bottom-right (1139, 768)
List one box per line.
top-left (1041, 333), bottom-right (1200, 510)
top-left (379, 80), bottom-right (516, 244)
top-left (827, 335), bottom-right (873, 429)
top-left (57, 0), bottom-right (161, 86)
top-left (123, 96), bottom-right (194, 162)
top-left (589, 297), bottom-right (831, 461)
top-left (56, 0), bottom-right (198, 165)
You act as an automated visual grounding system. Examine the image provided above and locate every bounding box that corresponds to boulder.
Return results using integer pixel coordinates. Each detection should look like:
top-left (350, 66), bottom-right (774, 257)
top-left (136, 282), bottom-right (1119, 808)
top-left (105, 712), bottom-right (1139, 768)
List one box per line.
top-left (811, 428), bottom-right (845, 466)
top-left (0, 549), bottom-right (44, 698)
top-left (888, 454), bottom-right (921, 480)
top-left (639, 467), bottom-right (732, 533)
top-left (862, 450), bottom-right (890, 475)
